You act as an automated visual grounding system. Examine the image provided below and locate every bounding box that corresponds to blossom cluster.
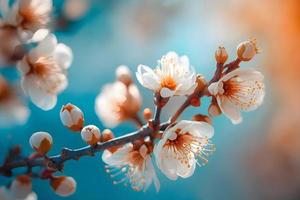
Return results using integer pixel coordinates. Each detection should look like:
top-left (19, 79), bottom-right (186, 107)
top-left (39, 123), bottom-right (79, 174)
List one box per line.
top-left (0, 0), bottom-right (73, 127)
top-left (0, 37), bottom-right (265, 199)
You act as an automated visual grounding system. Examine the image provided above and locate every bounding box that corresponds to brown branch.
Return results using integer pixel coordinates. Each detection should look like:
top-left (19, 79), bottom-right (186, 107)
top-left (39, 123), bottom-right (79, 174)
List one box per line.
top-left (0, 122), bottom-right (170, 176)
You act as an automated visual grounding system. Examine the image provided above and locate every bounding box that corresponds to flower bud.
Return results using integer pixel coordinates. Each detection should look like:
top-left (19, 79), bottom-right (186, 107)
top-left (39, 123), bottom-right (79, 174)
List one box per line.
top-left (208, 102), bottom-right (222, 117)
top-left (60, 103), bottom-right (84, 132)
top-left (143, 108), bottom-right (152, 121)
top-left (101, 129), bottom-right (120, 153)
top-left (215, 46), bottom-right (228, 64)
top-left (81, 125), bottom-right (101, 145)
top-left (10, 175), bottom-right (32, 199)
top-left (237, 39), bottom-right (259, 61)
top-left (192, 114), bottom-right (212, 124)
top-left (29, 132), bottom-right (53, 154)
top-left (115, 65), bottom-right (132, 86)
top-left (196, 75), bottom-right (207, 92)
top-left (101, 129), bottom-right (115, 142)
top-left (50, 176), bottom-right (76, 197)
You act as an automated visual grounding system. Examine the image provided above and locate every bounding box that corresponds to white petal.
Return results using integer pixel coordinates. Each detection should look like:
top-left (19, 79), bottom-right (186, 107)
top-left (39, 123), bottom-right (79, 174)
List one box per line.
top-left (217, 96), bottom-right (242, 124)
top-left (30, 29), bottom-right (50, 43)
top-left (176, 159), bottom-right (196, 178)
top-left (208, 82), bottom-right (219, 96)
top-left (53, 43), bottom-right (73, 69)
top-left (29, 33), bottom-right (57, 60)
top-left (17, 58), bottom-right (31, 76)
top-left (22, 76), bottom-right (57, 110)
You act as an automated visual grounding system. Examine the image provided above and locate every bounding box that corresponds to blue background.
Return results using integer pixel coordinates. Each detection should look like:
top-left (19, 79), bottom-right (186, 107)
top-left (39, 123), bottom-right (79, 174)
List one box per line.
top-left (0, 0), bottom-right (271, 199)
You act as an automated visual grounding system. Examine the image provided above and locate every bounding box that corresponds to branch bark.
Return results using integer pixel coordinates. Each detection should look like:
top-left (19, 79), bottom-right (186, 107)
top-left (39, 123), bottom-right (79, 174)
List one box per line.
top-left (0, 122), bottom-right (170, 176)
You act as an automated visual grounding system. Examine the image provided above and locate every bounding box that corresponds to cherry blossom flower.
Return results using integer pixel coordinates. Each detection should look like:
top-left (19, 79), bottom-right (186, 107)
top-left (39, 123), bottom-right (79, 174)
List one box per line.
top-left (208, 68), bottom-right (265, 124)
top-left (0, 0), bottom-right (52, 41)
top-left (154, 120), bottom-right (215, 180)
top-left (136, 51), bottom-right (197, 98)
top-left (95, 81), bottom-right (141, 127)
top-left (102, 143), bottom-right (160, 192)
top-left (17, 32), bottom-right (73, 110)
top-left (0, 76), bottom-right (30, 127)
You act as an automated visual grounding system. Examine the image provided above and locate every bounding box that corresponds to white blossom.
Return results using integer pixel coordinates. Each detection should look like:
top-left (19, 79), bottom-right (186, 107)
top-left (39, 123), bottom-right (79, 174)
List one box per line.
top-left (154, 120), bottom-right (215, 180)
top-left (136, 51), bottom-right (197, 98)
top-left (102, 143), bottom-right (160, 192)
top-left (0, 0), bottom-right (52, 41)
top-left (95, 81), bottom-right (141, 127)
top-left (17, 32), bottom-right (73, 110)
top-left (208, 68), bottom-right (265, 124)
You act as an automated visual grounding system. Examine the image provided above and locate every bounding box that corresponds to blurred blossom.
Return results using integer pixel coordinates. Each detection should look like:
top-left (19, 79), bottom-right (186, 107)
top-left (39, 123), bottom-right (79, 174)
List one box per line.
top-left (219, 0), bottom-right (300, 199)
top-left (95, 81), bottom-right (141, 128)
top-left (112, 0), bottom-right (182, 43)
top-left (17, 32), bottom-right (73, 110)
top-left (0, 75), bottom-right (29, 127)
top-left (0, 0), bottom-right (52, 41)
top-left (103, 143), bottom-right (160, 192)
top-left (63, 0), bottom-right (90, 21)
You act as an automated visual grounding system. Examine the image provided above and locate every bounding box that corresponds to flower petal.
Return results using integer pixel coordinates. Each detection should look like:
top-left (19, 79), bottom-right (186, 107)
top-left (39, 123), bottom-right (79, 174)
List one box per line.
top-left (217, 96), bottom-right (242, 124)
top-left (53, 43), bottom-right (73, 69)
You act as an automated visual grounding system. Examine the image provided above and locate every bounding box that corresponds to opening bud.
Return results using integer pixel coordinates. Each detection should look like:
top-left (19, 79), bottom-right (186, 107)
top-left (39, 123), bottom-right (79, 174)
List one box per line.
top-left (196, 75), bottom-right (207, 92)
top-left (10, 175), bottom-right (32, 199)
top-left (101, 129), bottom-right (120, 153)
top-left (115, 65), bottom-right (132, 86)
top-left (215, 46), bottom-right (228, 64)
top-left (101, 129), bottom-right (115, 142)
top-left (237, 38), bottom-right (259, 61)
top-left (50, 176), bottom-right (76, 197)
top-left (29, 132), bottom-right (53, 154)
top-left (60, 103), bottom-right (84, 132)
top-left (81, 125), bottom-right (101, 145)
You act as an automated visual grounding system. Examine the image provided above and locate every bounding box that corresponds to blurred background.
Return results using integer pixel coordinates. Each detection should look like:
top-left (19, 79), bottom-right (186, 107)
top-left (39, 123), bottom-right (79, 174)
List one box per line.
top-left (1, 0), bottom-right (299, 199)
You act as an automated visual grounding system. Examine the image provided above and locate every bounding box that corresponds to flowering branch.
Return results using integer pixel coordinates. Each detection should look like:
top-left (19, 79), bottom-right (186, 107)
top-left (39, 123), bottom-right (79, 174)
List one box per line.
top-left (0, 38), bottom-right (265, 199)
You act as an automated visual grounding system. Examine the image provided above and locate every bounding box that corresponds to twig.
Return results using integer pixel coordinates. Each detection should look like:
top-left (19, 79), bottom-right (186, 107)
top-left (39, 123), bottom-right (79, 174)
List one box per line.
top-left (0, 122), bottom-right (170, 176)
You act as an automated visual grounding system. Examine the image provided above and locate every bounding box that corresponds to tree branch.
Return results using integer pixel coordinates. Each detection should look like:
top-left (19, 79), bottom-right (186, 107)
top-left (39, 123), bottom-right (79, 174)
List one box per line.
top-left (0, 122), bottom-right (170, 176)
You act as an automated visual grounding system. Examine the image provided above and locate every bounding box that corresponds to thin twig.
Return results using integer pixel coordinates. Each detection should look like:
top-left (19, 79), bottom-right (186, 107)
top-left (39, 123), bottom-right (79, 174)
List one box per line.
top-left (0, 122), bottom-right (170, 176)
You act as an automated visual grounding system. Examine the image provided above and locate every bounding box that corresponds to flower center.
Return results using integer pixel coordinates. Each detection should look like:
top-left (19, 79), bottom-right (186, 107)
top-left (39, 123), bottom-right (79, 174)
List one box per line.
top-left (19, 6), bottom-right (49, 30)
top-left (28, 57), bottom-right (60, 78)
top-left (163, 128), bottom-right (214, 167)
top-left (160, 76), bottom-right (177, 90)
top-left (128, 151), bottom-right (145, 170)
top-left (222, 78), bottom-right (241, 97)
